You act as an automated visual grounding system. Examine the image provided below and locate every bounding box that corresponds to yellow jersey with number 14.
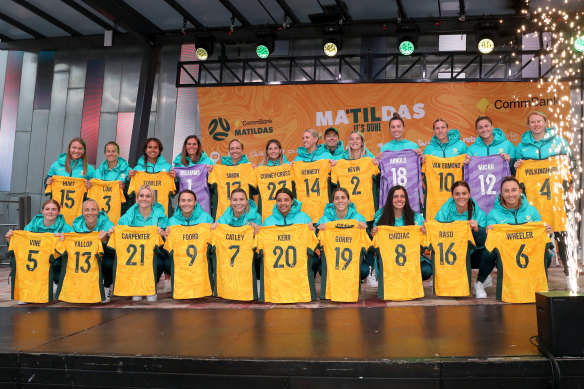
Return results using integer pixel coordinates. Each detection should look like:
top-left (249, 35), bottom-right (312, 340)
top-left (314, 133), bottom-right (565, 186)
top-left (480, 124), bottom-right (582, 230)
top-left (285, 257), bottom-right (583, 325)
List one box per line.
top-left (45, 176), bottom-right (87, 225)
top-left (425, 220), bottom-right (475, 296)
top-left (292, 160), bottom-right (332, 222)
top-left (87, 179), bottom-right (126, 224)
top-left (485, 222), bottom-right (550, 303)
top-left (331, 158), bottom-right (379, 221)
top-left (373, 225), bottom-right (424, 301)
top-left (9, 231), bottom-right (60, 303)
top-left (422, 155), bottom-right (465, 220)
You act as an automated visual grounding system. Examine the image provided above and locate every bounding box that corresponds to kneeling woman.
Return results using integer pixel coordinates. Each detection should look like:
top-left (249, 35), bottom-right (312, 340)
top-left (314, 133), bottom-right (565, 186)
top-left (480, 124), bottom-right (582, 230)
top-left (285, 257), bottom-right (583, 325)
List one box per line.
top-left (215, 188), bottom-right (262, 227)
top-left (117, 185), bottom-right (168, 301)
top-left (372, 186), bottom-right (429, 284)
top-left (435, 181), bottom-right (494, 298)
top-left (167, 190), bottom-right (213, 227)
top-left (263, 188), bottom-right (313, 228)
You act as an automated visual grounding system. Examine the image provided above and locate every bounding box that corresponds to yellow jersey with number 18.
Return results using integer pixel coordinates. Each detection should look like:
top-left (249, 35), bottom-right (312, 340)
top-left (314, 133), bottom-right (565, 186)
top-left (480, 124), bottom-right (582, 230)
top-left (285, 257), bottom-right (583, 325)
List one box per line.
top-left (485, 222), bottom-right (550, 303)
top-left (45, 176), bottom-right (87, 225)
top-left (425, 220), bottom-right (475, 296)
top-left (318, 220), bottom-right (372, 302)
top-left (211, 224), bottom-right (256, 301)
top-left (109, 225), bottom-right (163, 296)
top-left (292, 160), bottom-right (332, 222)
top-left (253, 164), bottom-right (294, 221)
top-left (55, 232), bottom-right (104, 303)
top-left (208, 164), bottom-right (255, 219)
top-left (422, 155), bottom-right (465, 220)
top-left (516, 157), bottom-right (570, 232)
top-left (87, 179), bottom-right (126, 224)
top-left (165, 224), bottom-right (213, 299)
top-left (373, 225), bottom-right (424, 301)
top-left (331, 158), bottom-right (379, 221)
top-left (9, 231), bottom-right (60, 303)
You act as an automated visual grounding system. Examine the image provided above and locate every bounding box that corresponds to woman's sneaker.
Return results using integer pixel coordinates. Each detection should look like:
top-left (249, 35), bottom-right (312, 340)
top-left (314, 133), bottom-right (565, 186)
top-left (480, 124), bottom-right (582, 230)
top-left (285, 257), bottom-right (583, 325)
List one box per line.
top-left (366, 267), bottom-right (378, 288)
top-left (146, 294), bottom-right (157, 302)
top-left (132, 296), bottom-right (143, 301)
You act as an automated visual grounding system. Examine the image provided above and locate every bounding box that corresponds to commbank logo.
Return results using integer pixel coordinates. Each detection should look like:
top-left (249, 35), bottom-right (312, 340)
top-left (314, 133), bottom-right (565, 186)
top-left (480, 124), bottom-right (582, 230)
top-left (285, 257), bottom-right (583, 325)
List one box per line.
top-left (208, 118), bottom-right (230, 141)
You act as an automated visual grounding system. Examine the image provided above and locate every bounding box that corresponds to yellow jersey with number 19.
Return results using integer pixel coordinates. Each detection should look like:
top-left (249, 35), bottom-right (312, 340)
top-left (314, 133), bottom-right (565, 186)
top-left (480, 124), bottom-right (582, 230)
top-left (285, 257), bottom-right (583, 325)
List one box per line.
top-left (425, 220), bottom-right (475, 296)
top-left (9, 231), bottom-right (60, 303)
top-left (485, 222), bottom-right (550, 303)
top-left (55, 232), bottom-right (104, 303)
top-left (331, 158), bottom-right (379, 221)
top-left (45, 176), bottom-right (87, 225)
top-left (165, 224), bottom-right (213, 299)
top-left (253, 164), bottom-right (294, 221)
top-left (87, 179), bottom-right (126, 224)
top-left (373, 225), bottom-right (424, 301)
top-left (211, 224), bottom-right (256, 301)
top-left (208, 164), bottom-right (255, 219)
top-left (292, 160), bottom-right (332, 222)
top-left (109, 225), bottom-right (163, 296)
top-left (422, 155), bottom-right (465, 220)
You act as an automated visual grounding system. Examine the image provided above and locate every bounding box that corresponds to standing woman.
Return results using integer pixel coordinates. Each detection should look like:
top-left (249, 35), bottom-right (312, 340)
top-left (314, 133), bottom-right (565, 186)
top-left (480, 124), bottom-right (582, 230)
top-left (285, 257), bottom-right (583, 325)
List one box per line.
top-left (422, 119), bottom-right (467, 159)
top-left (173, 135), bottom-right (215, 167)
top-left (262, 139), bottom-right (289, 166)
top-left (222, 139), bottom-right (250, 166)
top-left (341, 131), bottom-right (376, 160)
top-left (379, 113), bottom-right (422, 154)
top-left (466, 116), bottom-right (515, 168)
top-left (93, 141), bottom-right (130, 183)
top-left (434, 181), bottom-right (493, 298)
top-left (514, 111), bottom-right (574, 289)
top-left (129, 138), bottom-right (176, 177)
top-left (295, 129), bottom-right (333, 161)
top-left (372, 186), bottom-right (429, 284)
top-left (46, 137), bottom-right (95, 184)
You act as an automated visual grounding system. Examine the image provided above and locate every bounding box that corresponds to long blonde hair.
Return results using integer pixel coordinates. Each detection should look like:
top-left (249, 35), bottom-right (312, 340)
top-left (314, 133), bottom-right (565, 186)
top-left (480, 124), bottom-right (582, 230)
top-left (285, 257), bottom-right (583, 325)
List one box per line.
top-left (347, 131), bottom-right (367, 159)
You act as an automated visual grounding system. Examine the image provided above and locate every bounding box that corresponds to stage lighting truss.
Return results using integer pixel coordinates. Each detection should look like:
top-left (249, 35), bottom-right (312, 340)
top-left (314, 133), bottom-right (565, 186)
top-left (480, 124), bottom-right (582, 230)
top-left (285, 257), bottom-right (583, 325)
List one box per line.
top-left (323, 38), bottom-right (342, 57)
top-left (476, 23), bottom-right (497, 55)
top-left (574, 34), bottom-right (584, 53)
top-left (195, 36), bottom-right (215, 61)
top-left (397, 26), bottom-right (418, 56)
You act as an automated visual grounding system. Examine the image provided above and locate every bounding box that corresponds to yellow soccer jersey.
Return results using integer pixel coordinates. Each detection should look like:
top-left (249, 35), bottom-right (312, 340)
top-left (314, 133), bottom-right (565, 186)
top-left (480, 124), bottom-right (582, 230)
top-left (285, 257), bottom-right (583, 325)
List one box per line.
top-left (292, 160), bottom-right (332, 222)
top-left (128, 171), bottom-right (176, 216)
top-left (253, 164), bottom-right (294, 221)
top-left (425, 220), bottom-right (476, 296)
top-left (9, 231), bottom-right (59, 303)
top-left (211, 224), bottom-right (256, 301)
top-left (372, 225), bottom-right (424, 301)
top-left (208, 163), bottom-right (255, 219)
top-left (516, 157), bottom-right (571, 232)
top-left (165, 224), bottom-right (213, 299)
top-left (485, 222), bottom-right (550, 303)
top-left (87, 179), bottom-right (126, 224)
top-left (256, 224), bottom-right (319, 303)
top-left (318, 220), bottom-right (372, 302)
top-left (45, 176), bottom-right (87, 225)
top-left (55, 232), bottom-right (104, 303)
top-left (422, 155), bottom-right (465, 220)
top-left (108, 225), bottom-right (163, 296)
top-left (330, 158), bottom-right (380, 221)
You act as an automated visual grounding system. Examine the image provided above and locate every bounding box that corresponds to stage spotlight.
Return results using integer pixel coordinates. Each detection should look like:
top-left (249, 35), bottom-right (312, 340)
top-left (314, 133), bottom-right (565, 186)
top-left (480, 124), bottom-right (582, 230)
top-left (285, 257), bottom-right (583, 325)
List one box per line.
top-left (195, 36), bottom-right (215, 61)
top-left (256, 38), bottom-right (275, 59)
top-left (397, 26), bottom-right (418, 56)
top-left (477, 36), bottom-right (495, 54)
top-left (323, 38), bottom-right (341, 57)
top-left (476, 23), bottom-right (497, 55)
top-left (399, 38), bottom-right (416, 56)
top-left (574, 34), bottom-right (584, 53)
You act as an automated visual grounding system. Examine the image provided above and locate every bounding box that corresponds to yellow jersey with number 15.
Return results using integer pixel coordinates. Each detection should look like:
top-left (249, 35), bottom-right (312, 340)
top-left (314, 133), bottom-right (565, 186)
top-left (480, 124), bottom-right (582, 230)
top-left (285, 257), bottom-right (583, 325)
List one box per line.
top-left (422, 155), bottom-right (465, 220)
top-left (292, 160), bottom-right (332, 222)
top-left (373, 225), bottom-right (424, 301)
top-left (45, 176), bottom-right (87, 225)
top-left (87, 179), bottom-right (126, 224)
top-left (331, 158), bottom-right (379, 221)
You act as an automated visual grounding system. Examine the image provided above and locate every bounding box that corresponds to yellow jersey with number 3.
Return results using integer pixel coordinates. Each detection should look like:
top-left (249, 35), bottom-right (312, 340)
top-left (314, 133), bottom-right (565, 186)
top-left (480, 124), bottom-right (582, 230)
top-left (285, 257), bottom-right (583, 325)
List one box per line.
top-left (516, 157), bottom-right (570, 232)
top-left (87, 179), bottom-right (126, 224)
top-left (208, 164), bottom-right (255, 219)
top-left (485, 222), bottom-right (550, 303)
top-left (256, 224), bottom-right (319, 303)
top-left (331, 158), bottom-right (379, 221)
top-left (253, 164), bottom-right (294, 221)
top-left (9, 231), bottom-right (60, 303)
top-left (211, 224), bottom-right (256, 301)
top-left (165, 224), bottom-right (213, 299)
top-left (128, 172), bottom-right (176, 216)
top-left (373, 225), bottom-right (424, 301)
top-left (422, 155), bottom-right (465, 220)
top-left (55, 232), bottom-right (104, 303)
top-left (318, 220), bottom-right (371, 302)
top-left (45, 176), bottom-right (87, 224)
top-left (109, 225), bottom-right (163, 296)
top-left (292, 160), bottom-right (332, 222)
top-left (425, 220), bottom-right (475, 296)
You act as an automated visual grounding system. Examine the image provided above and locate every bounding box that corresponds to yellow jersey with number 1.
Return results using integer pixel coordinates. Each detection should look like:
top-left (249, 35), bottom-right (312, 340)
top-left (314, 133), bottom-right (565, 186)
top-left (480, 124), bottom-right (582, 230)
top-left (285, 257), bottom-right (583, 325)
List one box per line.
top-left (373, 225), bottom-right (424, 301)
top-left (485, 222), bottom-right (550, 303)
top-left (422, 155), bottom-right (465, 220)
top-left (292, 160), bottom-right (331, 222)
top-left (55, 232), bottom-right (104, 303)
top-left (331, 158), bottom-right (379, 221)
top-left (45, 176), bottom-right (87, 225)
top-left (9, 231), bottom-right (60, 303)
top-left (425, 220), bottom-right (475, 296)
top-left (87, 179), bottom-right (126, 224)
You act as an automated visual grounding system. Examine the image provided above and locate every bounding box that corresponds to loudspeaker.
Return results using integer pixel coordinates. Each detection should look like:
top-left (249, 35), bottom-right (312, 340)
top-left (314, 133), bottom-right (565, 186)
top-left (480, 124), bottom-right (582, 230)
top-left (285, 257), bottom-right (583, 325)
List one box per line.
top-left (536, 291), bottom-right (584, 356)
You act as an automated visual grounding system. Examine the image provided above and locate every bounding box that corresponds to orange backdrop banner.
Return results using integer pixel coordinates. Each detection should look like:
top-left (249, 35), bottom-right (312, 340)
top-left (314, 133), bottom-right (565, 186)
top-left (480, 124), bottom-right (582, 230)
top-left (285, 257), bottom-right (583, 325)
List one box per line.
top-left (198, 82), bottom-right (570, 165)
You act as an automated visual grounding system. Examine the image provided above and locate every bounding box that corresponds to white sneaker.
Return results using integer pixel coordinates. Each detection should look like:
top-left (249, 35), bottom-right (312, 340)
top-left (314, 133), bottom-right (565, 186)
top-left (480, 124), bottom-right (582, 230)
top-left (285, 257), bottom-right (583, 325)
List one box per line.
top-left (366, 267), bottom-right (378, 288)
top-left (146, 294), bottom-right (157, 302)
top-left (53, 283), bottom-right (58, 296)
top-left (257, 280), bottom-right (261, 295)
top-left (17, 301), bottom-right (27, 305)
top-left (164, 279), bottom-right (172, 293)
top-left (132, 296), bottom-right (143, 301)
top-left (482, 275), bottom-right (493, 288)
top-left (566, 276), bottom-right (579, 292)
top-left (102, 286), bottom-right (112, 303)
top-left (474, 281), bottom-right (487, 299)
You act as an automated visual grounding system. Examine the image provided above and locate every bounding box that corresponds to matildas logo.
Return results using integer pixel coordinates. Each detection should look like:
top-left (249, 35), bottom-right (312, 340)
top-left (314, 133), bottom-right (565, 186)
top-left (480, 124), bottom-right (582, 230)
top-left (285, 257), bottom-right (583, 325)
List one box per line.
top-left (526, 215), bottom-right (532, 221)
top-left (453, 148), bottom-right (458, 153)
top-left (208, 118), bottom-right (230, 141)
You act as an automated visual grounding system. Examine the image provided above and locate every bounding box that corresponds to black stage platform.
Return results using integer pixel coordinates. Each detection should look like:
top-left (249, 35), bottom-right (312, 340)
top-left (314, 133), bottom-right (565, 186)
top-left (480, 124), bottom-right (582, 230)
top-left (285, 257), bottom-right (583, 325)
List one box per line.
top-left (1, 305), bottom-right (583, 388)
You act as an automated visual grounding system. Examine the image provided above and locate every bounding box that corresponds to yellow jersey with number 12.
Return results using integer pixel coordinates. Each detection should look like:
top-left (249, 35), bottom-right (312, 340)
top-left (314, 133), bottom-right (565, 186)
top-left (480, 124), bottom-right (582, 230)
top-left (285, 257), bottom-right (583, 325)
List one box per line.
top-left (45, 176), bottom-right (87, 224)
top-left (422, 155), bottom-right (465, 220)
top-left (373, 225), bottom-right (424, 301)
top-left (331, 158), bottom-right (379, 221)
top-left (87, 179), bottom-right (126, 224)
top-left (292, 160), bottom-right (332, 222)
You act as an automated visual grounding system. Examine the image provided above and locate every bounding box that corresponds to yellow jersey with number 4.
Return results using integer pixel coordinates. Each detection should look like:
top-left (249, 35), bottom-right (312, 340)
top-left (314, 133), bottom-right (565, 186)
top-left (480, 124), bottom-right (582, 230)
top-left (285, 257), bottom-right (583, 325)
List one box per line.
top-left (422, 155), bottom-right (465, 220)
top-left (331, 158), bottom-right (379, 221)
top-left (45, 176), bottom-right (87, 224)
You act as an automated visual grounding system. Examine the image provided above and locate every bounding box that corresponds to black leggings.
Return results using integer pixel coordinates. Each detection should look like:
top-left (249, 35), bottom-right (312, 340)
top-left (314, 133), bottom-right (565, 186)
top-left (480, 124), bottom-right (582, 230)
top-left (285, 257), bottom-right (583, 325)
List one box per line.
top-left (554, 231), bottom-right (569, 276)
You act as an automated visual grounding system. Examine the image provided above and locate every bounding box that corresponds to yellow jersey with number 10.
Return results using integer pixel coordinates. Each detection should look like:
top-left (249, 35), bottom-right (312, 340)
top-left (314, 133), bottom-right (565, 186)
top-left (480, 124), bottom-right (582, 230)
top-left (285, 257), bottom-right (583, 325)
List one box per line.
top-left (331, 158), bottom-right (379, 221)
top-left (292, 160), bottom-right (332, 223)
top-left (45, 176), bottom-right (87, 225)
top-left (422, 155), bottom-right (465, 220)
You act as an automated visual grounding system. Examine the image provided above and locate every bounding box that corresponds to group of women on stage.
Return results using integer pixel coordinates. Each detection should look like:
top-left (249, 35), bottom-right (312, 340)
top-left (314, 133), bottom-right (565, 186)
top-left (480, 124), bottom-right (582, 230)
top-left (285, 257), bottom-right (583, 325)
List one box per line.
top-left (4, 109), bottom-right (576, 304)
